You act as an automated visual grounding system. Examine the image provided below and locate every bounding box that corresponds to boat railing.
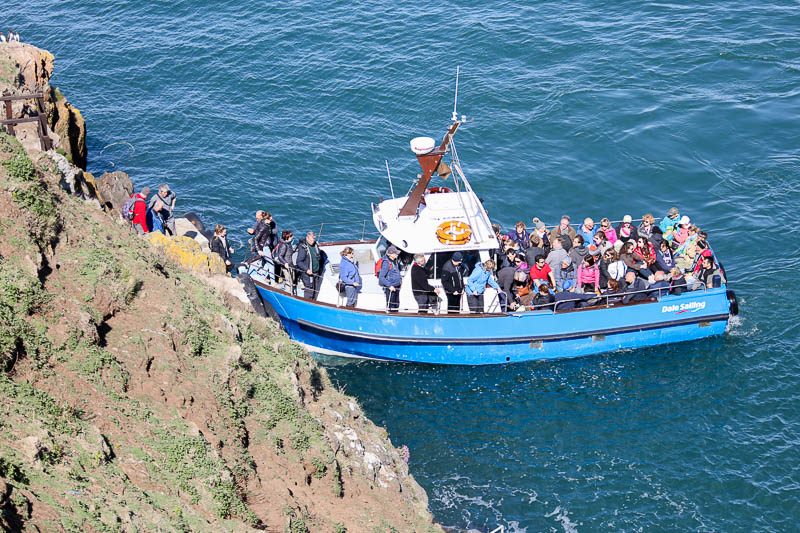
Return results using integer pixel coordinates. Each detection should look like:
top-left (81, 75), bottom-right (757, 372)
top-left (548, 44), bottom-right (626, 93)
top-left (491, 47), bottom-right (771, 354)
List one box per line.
top-left (249, 253), bottom-right (716, 315)
top-left (522, 216), bottom-right (665, 233)
top-left (285, 219), bottom-right (382, 243)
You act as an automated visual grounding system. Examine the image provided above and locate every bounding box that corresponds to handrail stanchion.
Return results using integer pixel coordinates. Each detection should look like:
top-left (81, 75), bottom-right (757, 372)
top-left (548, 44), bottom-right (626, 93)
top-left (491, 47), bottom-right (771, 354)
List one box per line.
top-left (361, 220), bottom-right (366, 241)
top-left (318, 223), bottom-right (324, 242)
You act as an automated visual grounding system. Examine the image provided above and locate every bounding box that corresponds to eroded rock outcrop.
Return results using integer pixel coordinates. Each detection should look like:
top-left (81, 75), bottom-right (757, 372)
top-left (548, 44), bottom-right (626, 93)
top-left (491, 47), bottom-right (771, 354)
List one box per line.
top-left (0, 42), bottom-right (86, 169)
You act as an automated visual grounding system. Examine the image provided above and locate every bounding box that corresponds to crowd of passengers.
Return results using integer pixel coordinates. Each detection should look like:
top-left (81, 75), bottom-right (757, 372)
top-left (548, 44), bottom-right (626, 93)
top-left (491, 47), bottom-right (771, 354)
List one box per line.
top-left (240, 205), bottom-right (726, 314)
top-left (371, 206), bottom-right (725, 313)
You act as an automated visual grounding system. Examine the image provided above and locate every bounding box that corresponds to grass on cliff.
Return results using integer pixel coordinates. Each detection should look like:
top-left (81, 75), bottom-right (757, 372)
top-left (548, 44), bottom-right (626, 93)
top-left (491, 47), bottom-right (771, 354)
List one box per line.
top-left (0, 133), bottom-right (61, 247)
top-left (0, 257), bottom-right (52, 370)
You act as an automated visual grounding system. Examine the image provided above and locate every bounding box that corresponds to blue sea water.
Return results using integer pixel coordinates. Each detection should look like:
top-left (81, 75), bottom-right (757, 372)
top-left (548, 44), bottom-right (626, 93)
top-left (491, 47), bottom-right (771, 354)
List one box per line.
top-left (6, 0), bottom-right (800, 530)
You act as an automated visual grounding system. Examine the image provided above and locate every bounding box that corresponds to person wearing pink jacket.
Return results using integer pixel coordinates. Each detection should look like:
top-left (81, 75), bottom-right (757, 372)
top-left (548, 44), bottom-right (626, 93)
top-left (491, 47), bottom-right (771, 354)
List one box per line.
top-left (577, 255), bottom-right (600, 293)
top-left (599, 218), bottom-right (618, 245)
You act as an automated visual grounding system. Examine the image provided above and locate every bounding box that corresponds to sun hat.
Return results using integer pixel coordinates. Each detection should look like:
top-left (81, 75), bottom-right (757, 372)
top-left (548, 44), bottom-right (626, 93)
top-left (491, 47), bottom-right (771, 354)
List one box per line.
top-left (623, 214), bottom-right (632, 223)
top-left (679, 215), bottom-right (690, 225)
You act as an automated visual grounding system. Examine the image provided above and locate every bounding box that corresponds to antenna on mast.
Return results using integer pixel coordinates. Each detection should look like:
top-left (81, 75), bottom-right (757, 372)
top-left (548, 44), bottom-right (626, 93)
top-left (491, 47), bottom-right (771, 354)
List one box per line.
top-left (385, 160), bottom-right (395, 201)
top-left (451, 65), bottom-right (459, 122)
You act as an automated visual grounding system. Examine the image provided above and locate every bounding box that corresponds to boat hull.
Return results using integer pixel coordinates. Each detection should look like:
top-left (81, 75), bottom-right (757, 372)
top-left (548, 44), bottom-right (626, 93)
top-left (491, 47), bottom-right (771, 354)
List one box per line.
top-left (255, 282), bottom-right (731, 365)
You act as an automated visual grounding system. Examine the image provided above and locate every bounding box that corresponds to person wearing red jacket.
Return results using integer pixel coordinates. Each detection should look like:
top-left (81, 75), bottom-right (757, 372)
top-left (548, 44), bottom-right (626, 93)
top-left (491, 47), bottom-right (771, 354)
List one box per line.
top-left (131, 187), bottom-right (150, 234)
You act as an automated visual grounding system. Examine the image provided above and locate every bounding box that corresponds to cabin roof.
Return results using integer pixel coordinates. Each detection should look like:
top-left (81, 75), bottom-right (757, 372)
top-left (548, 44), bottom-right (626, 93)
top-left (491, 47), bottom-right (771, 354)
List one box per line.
top-left (373, 190), bottom-right (499, 253)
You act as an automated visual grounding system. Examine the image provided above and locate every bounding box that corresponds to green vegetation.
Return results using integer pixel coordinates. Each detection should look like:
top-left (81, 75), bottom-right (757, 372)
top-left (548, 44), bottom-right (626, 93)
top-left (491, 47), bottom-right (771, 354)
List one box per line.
top-left (311, 457), bottom-right (327, 479)
top-left (0, 376), bottom-right (84, 435)
top-left (2, 150), bottom-right (35, 181)
top-left (0, 455), bottom-right (29, 485)
top-left (333, 523), bottom-right (347, 533)
top-left (0, 134), bottom-right (61, 247)
top-left (0, 258), bottom-right (52, 369)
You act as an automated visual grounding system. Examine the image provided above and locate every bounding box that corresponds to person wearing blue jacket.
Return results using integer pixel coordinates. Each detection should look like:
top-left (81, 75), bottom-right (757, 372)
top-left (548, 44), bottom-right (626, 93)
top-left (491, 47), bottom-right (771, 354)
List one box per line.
top-left (465, 259), bottom-right (500, 313)
top-left (378, 246), bottom-right (403, 312)
top-left (338, 247), bottom-right (361, 307)
top-left (659, 206), bottom-right (681, 242)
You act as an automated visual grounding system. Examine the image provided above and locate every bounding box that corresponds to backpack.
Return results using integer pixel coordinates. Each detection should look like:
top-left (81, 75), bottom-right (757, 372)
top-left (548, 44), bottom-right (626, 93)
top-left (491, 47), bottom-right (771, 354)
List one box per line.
top-left (121, 194), bottom-right (138, 220)
top-left (374, 257), bottom-right (393, 277)
top-left (273, 241), bottom-right (288, 265)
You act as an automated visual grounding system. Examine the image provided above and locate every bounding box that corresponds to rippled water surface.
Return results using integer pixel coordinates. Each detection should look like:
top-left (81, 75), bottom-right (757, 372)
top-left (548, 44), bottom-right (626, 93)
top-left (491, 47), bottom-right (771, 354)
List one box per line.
top-left (7, 0), bottom-right (800, 530)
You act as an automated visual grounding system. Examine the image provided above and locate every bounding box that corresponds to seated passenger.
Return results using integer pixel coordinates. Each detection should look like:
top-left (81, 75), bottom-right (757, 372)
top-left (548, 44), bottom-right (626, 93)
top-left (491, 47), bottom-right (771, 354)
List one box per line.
top-left (576, 254), bottom-right (600, 293)
top-left (601, 278), bottom-right (624, 305)
top-left (616, 214), bottom-right (639, 245)
top-left (525, 233), bottom-right (545, 266)
top-left (465, 259), bottom-right (500, 313)
top-left (634, 236), bottom-right (658, 271)
top-left (513, 252), bottom-right (529, 273)
top-left (695, 255), bottom-right (725, 289)
top-left (549, 216), bottom-right (576, 250)
top-left (569, 235), bottom-right (589, 266)
top-left (671, 216), bottom-right (691, 247)
top-left (554, 281), bottom-right (598, 311)
top-left (647, 270), bottom-right (671, 298)
top-left (620, 241), bottom-right (652, 279)
top-left (553, 255), bottom-right (576, 292)
top-left (669, 267), bottom-right (689, 295)
top-left (545, 237), bottom-right (568, 272)
top-left (674, 225), bottom-right (700, 271)
top-left (529, 254), bottom-right (556, 288)
top-left (499, 247), bottom-right (517, 271)
top-left (532, 283), bottom-right (555, 310)
top-left (638, 213), bottom-right (655, 241)
top-left (604, 249), bottom-right (627, 283)
top-left (529, 220), bottom-right (551, 255)
top-left (577, 218), bottom-right (597, 243)
top-left (588, 230), bottom-right (611, 258)
top-left (599, 218), bottom-right (618, 246)
top-left (655, 239), bottom-right (675, 273)
top-left (506, 221), bottom-right (529, 251)
top-left (621, 271), bottom-right (648, 304)
top-left (659, 206), bottom-right (681, 241)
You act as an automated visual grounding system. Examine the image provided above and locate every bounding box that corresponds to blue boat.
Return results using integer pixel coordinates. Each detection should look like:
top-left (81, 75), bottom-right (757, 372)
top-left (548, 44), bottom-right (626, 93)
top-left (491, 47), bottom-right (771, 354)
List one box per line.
top-left (250, 105), bottom-right (738, 365)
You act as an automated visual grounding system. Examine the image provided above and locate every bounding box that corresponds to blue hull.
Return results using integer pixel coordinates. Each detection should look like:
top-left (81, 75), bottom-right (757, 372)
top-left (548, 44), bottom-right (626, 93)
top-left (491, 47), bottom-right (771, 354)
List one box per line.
top-left (255, 282), bottom-right (732, 365)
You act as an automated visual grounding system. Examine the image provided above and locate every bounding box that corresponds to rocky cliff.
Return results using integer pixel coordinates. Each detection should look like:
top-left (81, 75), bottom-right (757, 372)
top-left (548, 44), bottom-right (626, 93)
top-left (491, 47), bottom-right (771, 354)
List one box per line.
top-left (0, 43), bottom-right (440, 533)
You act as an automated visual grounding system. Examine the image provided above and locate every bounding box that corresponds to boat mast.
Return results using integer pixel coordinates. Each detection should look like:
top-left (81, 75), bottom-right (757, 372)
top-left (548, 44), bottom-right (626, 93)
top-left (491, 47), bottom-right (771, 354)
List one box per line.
top-left (398, 121), bottom-right (460, 218)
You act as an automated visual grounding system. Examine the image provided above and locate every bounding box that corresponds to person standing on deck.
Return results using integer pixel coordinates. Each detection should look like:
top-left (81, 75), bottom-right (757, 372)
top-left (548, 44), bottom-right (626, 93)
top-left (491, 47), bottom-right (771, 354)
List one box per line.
top-left (295, 231), bottom-right (325, 300)
top-left (338, 247), bottom-right (361, 307)
top-left (411, 253), bottom-right (440, 313)
top-left (441, 251), bottom-right (466, 313)
top-left (378, 246), bottom-right (403, 312)
top-left (465, 259), bottom-right (500, 314)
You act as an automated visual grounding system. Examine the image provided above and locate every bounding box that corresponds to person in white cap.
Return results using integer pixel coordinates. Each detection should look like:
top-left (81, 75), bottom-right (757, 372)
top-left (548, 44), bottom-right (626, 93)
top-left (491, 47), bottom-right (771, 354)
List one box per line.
top-left (615, 214), bottom-right (639, 245)
top-left (671, 215), bottom-right (691, 247)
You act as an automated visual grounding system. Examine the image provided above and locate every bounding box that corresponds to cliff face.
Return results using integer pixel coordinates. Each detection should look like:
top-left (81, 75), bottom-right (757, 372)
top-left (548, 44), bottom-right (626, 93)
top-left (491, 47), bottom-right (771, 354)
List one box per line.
top-left (0, 46), bottom-right (440, 533)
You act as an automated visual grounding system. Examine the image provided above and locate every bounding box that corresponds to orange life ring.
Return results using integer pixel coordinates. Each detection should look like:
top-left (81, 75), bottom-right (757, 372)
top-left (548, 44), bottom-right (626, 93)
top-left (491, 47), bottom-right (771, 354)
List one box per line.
top-left (436, 220), bottom-right (472, 245)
